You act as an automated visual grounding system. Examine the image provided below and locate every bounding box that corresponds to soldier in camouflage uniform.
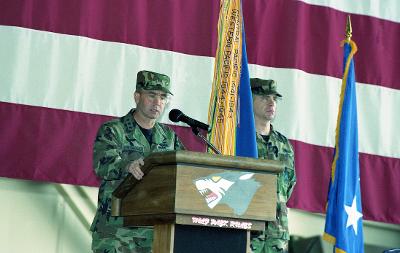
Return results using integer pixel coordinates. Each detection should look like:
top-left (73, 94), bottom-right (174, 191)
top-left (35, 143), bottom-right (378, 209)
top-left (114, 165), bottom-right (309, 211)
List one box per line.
top-left (90, 70), bottom-right (185, 253)
top-left (249, 78), bottom-right (296, 253)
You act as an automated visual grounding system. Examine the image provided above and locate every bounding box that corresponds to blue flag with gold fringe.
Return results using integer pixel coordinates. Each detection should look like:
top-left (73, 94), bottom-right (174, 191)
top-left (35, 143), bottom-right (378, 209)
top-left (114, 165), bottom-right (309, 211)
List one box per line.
top-left (323, 39), bottom-right (364, 253)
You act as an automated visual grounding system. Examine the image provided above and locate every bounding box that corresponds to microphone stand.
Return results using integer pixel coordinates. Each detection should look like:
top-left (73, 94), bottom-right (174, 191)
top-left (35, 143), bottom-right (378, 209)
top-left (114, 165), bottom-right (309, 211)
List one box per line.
top-left (191, 127), bottom-right (221, 155)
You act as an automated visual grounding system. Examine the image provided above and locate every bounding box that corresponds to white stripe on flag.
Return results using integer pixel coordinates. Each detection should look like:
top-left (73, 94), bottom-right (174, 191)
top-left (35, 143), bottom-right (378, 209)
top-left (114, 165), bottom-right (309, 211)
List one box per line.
top-left (1, 25), bottom-right (399, 158)
top-left (300, 0), bottom-right (400, 23)
top-left (0, 25), bottom-right (215, 120)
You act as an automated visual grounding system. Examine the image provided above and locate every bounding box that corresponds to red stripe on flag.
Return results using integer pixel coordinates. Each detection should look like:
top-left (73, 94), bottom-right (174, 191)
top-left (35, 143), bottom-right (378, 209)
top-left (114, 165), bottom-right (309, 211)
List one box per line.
top-left (360, 152), bottom-right (400, 224)
top-left (288, 140), bottom-right (400, 224)
top-left (0, 102), bottom-right (205, 186)
top-left (1, 102), bottom-right (398, 223)
top-left (1, 0), bottom-right (400, 89)
top-left (0, 102), bottom-right (106, 186)
top-left (0, 0), bottom-right (219, 57)
top-left (243, 0), bottom-right (400, 89)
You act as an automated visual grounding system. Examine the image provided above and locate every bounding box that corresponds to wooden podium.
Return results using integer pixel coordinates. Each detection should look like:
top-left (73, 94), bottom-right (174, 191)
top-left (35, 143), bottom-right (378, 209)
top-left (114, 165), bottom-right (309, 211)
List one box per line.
top-left (112, 150), bottom-right (283, 253)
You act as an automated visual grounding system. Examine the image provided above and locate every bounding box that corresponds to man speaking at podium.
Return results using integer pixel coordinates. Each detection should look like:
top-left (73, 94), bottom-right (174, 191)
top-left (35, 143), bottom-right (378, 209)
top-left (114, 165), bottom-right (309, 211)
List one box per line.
top-left (90, 70), bottom-right (185, 253)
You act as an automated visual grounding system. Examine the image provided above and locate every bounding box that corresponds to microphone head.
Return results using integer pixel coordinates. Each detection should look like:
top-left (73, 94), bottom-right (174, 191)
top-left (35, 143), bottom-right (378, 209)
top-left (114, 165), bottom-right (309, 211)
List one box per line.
top-left (169, 109), bottom-right (183, 122)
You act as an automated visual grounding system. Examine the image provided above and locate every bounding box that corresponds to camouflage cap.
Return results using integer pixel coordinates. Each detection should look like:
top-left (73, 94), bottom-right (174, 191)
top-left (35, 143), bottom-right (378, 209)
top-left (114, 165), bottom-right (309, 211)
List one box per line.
top-left (136, 70), bottom-right (173, 95)
top-left (250, 78), bottom-right (282, 98)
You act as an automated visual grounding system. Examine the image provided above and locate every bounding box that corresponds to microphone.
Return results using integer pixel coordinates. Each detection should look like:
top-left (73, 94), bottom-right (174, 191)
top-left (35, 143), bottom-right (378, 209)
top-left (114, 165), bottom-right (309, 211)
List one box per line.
top-left (169, 109), bottom-right (209, 131)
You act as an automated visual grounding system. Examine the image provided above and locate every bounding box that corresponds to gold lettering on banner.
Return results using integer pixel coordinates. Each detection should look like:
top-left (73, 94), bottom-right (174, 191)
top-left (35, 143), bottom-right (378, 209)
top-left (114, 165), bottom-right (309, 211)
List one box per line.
top-left (217, 8), bottom-right (240, 123)
top-left (208, 0), bottom-right (243, 155)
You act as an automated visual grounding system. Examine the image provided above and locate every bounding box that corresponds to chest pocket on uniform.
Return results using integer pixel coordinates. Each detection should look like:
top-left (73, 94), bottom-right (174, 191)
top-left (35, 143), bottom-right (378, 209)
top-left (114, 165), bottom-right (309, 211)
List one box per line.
top-left (279, 152), bottom-right (294, 167)
top-left (278, 153), bottom-right (290, 162)
top-left (121, 144), bottom-right (144, 159)
top-left (156, 139), bottom-right (172, 150)
top-left (266, 143), bottom-right (279, 160)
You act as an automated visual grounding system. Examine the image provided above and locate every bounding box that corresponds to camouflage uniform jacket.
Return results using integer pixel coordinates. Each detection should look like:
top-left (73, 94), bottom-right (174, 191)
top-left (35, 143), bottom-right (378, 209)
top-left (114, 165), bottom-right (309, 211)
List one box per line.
top-left (90, 109), bottom-right (185, 234)
top-left (256, 125), bottom-right (296, 240)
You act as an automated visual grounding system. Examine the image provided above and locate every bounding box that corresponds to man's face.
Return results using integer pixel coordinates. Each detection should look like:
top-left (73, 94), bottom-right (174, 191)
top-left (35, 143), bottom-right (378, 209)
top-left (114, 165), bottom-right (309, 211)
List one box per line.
top-left (134, 89), bottom-right (169, 120)
top-left (252, 94), bottom-right (278, 122)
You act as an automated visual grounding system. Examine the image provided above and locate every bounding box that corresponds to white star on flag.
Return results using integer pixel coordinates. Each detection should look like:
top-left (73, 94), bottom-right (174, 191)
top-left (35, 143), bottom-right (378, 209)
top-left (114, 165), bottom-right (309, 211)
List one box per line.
top-left (344, 196), bottom-right (363, 235)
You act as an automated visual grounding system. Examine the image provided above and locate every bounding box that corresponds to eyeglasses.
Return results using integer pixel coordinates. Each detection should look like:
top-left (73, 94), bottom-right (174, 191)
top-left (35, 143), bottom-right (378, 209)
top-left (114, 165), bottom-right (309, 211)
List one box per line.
top-left (141, 91), bottom-right (170, 103)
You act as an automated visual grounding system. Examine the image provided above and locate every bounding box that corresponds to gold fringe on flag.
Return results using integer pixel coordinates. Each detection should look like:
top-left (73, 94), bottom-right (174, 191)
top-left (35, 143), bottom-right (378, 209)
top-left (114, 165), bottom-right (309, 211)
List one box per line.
top-left (207, 0), bottom-right (243, 155)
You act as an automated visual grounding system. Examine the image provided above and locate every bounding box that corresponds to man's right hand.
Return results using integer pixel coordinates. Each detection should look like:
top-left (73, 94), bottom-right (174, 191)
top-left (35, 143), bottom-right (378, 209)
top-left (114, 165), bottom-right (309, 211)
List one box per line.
top-left (126, 158), bottom-right (145, 180)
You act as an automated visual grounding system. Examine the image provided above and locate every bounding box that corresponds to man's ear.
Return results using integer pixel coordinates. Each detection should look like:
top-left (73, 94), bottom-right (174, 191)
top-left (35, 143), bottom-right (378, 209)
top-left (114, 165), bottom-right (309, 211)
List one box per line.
top-left (134, 91), bottom-right (140, 104)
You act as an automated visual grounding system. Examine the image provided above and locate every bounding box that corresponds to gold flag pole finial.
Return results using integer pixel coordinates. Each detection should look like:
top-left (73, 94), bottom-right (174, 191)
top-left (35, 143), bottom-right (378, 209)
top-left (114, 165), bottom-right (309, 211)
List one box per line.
top-left (345, 15), bottom-right (352, 41)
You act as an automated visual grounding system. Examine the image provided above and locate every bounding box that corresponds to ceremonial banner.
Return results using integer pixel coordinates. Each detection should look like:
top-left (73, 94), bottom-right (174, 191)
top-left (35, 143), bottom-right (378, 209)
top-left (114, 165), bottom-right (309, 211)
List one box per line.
top-left (208, 0), bottom-right (257, 157)
top-left (207, 0), bottom-right (242, 155)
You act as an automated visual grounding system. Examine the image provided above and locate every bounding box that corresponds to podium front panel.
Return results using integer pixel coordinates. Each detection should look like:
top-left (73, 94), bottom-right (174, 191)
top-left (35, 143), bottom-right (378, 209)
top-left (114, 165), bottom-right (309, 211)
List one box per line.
top-left (120, 165), bottom-right (177, 216)
top-left (175, 164), bottom-right (277, 221)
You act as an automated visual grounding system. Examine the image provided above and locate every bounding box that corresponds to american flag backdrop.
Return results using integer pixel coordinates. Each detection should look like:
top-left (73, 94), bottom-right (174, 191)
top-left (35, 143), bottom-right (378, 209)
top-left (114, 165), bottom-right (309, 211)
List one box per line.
top-left (0, 0), bottom-right (399, 225)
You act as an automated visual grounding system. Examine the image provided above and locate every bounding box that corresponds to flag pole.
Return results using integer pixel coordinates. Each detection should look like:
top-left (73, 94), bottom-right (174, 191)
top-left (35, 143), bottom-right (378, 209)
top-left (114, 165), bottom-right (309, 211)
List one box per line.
top-left (345, 15), bottom-right (352, 41)
top-left (323, 15), bottom-right (364, 253)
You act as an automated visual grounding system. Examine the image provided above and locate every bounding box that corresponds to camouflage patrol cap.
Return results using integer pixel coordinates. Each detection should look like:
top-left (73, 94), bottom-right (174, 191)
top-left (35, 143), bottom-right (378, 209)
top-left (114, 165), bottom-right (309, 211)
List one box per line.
top-left (250, 78), bottom-right (282, 98)
top-left (136, 70), bottom-right (173, 95)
